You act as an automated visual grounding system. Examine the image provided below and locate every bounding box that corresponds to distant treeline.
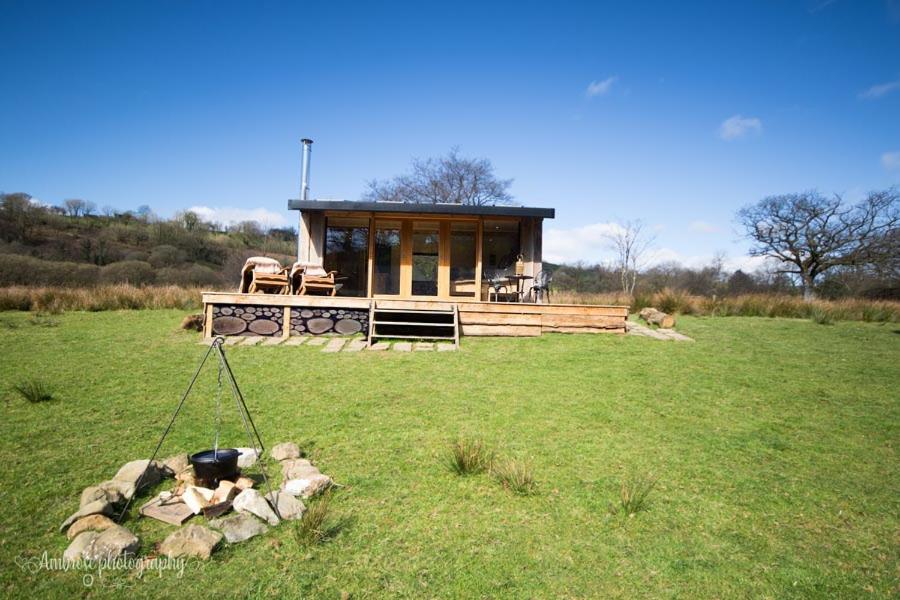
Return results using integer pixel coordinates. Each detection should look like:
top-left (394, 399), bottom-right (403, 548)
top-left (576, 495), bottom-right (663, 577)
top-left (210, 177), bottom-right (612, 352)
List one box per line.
top-left (546, 259), bottom-right (898, 301)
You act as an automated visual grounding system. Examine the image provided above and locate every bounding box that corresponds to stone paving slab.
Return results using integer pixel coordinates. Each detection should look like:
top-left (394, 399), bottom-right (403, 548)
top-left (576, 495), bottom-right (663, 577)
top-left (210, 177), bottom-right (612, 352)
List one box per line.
top-left (367, 342), bottom-right (391, 351)
top-left (224, 337), bottom-right (243, 346)
top-left (306, 337), bottom-right (328, 346)
top-left (283, 337), bottom-right (307, 346)
top-left (393, 342), bottom-right (412, 352)
top-left (344, 340), bottom-right (368, 352)
top-left (262, 337), bottom-right (285, 346)
top-left (414, 342), bottom-right (434, 351)
top-left (436, 343), bottom-right (457, 351)
top-left (241, 336), bottom-right (266, 346)
top-left (322, 338), bottom-right (346, 353)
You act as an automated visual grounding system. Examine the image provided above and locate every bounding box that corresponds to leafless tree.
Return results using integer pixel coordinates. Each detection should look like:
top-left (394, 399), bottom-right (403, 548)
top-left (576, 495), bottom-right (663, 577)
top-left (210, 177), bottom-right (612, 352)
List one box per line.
top-left (364, 148), bottom-right (513, 206)
top-left (63, 198), bottom-right (95, 217)
top-left (605, 220), bottom-right (655, 295)
top-left (738, 189), bottom-right (899, 299)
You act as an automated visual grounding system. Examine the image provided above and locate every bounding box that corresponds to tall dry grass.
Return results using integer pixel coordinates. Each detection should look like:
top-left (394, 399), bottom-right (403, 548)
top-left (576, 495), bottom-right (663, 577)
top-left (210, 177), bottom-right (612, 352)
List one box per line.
top-left (554, 288), bottom-right (900, 323)
top-left (0, 285), bottom-right (205, 313)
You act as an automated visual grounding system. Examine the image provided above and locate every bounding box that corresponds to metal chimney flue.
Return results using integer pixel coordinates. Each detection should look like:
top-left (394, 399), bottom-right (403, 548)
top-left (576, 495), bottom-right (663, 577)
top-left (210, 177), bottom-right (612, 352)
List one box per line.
top-left (300, 138), bottom-right (313, 201)
top-left (297, 138), bottom-right (313, 261)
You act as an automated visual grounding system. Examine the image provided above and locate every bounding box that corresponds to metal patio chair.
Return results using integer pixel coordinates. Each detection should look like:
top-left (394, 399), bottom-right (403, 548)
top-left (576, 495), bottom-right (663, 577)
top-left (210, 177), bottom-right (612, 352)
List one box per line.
top-left (527, 270), bottom-right (553, 303)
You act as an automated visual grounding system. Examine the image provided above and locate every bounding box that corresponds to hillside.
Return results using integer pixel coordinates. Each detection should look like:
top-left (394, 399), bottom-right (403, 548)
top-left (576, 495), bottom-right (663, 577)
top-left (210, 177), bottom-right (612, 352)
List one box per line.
top-left (0, 193), bottom-right (294, 288)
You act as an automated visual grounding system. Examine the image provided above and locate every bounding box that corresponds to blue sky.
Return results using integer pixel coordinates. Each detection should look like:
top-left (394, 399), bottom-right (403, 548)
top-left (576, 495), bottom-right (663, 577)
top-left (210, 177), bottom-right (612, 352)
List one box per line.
top-left (1, 0), bottom-right (898, 269)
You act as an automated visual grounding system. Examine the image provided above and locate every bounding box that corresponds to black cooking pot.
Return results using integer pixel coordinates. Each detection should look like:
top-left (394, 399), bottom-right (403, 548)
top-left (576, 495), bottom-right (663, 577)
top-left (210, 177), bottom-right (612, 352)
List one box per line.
top-left (190, 448), bottom-right (240, 483)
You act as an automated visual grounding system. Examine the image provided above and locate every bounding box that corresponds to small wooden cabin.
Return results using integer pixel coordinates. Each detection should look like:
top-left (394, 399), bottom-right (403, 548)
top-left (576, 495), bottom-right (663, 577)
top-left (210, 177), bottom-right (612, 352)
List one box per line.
top-left (201, 200), bottom-right (628, 342)
top-left (291, 200), bottom-right (551, 301)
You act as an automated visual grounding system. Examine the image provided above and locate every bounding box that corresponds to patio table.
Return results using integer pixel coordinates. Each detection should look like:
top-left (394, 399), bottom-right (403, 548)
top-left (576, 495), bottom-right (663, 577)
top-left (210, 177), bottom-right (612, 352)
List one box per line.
top-left (505, 274), bottom-right (533, 302)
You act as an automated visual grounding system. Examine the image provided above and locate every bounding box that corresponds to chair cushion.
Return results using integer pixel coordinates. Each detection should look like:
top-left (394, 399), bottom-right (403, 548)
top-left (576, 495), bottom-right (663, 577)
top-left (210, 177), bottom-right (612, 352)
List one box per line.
top-left (244, 256), bottom-right (283, 274)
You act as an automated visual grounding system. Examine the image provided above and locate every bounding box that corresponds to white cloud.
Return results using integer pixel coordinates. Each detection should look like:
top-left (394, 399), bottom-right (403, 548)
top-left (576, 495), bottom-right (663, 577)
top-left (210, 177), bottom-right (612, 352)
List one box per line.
top-left (188, 205), bottom-right (288, 228)
top-left (859, 79), bottom-right (900, 99)
top-left (718, 115), bottom-right (762, 140)
top-left (881, 151), bottom-right (900, 171)
top-left (689, 220), bottom-right (721, 234)
top-left (586, 76), bottom-right (618, 98)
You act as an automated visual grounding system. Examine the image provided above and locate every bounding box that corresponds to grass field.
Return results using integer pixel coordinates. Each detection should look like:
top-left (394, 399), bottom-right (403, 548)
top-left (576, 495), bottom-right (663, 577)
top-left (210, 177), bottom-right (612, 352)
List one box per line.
top-left (0, 310), bottom-right (898, 598)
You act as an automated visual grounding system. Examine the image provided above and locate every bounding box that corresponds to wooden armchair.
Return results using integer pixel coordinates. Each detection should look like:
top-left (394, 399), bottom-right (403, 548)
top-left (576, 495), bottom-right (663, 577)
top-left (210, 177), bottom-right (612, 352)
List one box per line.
top-left (290, 262), bottom-right (339, 296)
top-left (240, 257), bottom-right (290, 295)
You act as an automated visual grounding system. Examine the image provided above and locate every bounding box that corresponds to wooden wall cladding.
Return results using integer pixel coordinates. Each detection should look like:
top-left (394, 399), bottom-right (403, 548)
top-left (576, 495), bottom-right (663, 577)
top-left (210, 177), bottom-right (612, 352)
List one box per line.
top-left (290, 307), bottom-right (369, 336)
top-left (212, 305), bottom-right (283, 336)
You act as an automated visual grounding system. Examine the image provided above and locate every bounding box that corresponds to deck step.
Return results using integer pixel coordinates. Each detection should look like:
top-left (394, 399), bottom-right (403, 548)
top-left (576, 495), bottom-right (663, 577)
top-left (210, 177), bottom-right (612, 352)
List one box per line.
top-left (368, 304), bottom-right (459, 347)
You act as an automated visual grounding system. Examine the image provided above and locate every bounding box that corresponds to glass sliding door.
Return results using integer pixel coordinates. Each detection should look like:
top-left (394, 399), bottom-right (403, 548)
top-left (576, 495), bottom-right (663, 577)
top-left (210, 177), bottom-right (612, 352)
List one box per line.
top-left (324, 217), bottom-right (369, 296)
top-left (411, 221), bottom-right (440, 296)
top-left (449, 221), bottom-right (477, 297)
top-left (373, 220), bottom-right (401, 295)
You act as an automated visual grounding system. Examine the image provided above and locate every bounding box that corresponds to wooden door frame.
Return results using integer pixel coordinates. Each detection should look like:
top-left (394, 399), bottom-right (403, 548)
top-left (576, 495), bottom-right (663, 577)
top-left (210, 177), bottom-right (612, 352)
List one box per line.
top-left (364, 214), bottom-right (503, 301)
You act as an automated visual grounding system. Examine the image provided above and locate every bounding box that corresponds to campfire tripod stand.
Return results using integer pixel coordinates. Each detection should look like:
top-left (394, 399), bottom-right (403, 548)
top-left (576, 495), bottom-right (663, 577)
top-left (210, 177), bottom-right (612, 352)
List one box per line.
top-left (117, 336), bottom-right (281, 522)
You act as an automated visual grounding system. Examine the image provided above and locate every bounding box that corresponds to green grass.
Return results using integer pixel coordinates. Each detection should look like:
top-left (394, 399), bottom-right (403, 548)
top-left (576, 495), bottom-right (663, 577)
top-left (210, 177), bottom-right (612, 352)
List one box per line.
top-left (0, 310), bottom-right (898, 598)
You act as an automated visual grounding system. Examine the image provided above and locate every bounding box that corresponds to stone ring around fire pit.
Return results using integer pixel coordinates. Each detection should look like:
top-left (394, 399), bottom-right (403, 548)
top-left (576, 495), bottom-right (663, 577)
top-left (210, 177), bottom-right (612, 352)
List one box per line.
top-left (60, 442), bottom-right (334, 562)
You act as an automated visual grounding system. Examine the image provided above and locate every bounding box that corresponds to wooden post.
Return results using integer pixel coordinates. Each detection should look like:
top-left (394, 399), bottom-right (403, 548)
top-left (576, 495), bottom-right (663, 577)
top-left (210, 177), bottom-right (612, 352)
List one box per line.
top-left (203, 303), bottom-right (214, 339)
top-left (282, 306), bottom-right (292, 338)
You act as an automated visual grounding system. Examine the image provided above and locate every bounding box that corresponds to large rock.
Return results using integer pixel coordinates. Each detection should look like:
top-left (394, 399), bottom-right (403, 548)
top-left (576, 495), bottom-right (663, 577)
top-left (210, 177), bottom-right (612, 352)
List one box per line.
top-left (281, 458), bottom-right (317, 480)
top-left (282, 474), bottom-right (333, 499)
top-left (60, 499), bottom-right (113, 532)
top-left (161, 454), bottom-right (190, 477)
top-left (233, 489), bottom-right (280, 526)
top-left (235, 448), bottom-right (260, 469)
top-left (98, 479), bottom-right (136, 502)
top-left (80, 485), bottom-right (124, 508)
top-left (64, 531), bottom-right (99, 562)
top-left (270, 442), bottom-right (300, 461)
top-left (208, 512), bottom-right (268, 543)
top-left (81, 524), bottom-right (139, 561)
top-left (114, 459), bottom-right (166, 491)
top-left (265, 491), bottom-right (305, 521)
top-left (159, 525), bottom-right (222, 560)
top-left (67, 514), bottom-right (116, 540)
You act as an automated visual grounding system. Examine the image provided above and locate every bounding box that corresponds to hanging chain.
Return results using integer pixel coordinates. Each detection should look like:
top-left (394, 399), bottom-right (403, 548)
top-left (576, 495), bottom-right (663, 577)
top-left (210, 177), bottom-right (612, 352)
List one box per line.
top-left (214, 355), bottom-right (224, 456)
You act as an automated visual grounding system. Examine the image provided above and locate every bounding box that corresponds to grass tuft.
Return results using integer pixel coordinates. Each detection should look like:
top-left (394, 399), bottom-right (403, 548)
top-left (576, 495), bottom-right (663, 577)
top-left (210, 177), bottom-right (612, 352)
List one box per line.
top-left (446, 438), bottom-right (492, 475)
top-left (611, 474), bottom-right (657, 516)
top-left (294, 491), bottom-right (333, 546)
top-left (491, 458), bottom-right (536, 495)
top-left (810, 307), bottom-right (833, 325)
top-left (13, 379), bottom-right (54, 403)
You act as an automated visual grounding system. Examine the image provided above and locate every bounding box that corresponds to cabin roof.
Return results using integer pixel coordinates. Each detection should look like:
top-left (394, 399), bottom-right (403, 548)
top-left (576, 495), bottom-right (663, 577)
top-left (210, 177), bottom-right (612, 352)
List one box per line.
top-left (287, 199), bottom-right (554, 219)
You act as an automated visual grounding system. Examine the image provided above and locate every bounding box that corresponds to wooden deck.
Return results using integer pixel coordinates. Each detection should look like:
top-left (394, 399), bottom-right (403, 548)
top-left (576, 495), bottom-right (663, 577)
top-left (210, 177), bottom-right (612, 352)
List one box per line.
top-left (201, 292), bottom-right (628, 340)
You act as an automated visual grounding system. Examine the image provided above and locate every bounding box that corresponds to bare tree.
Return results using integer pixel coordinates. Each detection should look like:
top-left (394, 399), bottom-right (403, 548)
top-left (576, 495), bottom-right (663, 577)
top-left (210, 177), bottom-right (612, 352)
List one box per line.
top-left (63, 198), bottom-right (91, 217)
top-left (605, 220), bottom-right (655, 295)
top-left (738, 189), bottom-right (899, 299)
top-left (364, 148), bottom-right (513, 206)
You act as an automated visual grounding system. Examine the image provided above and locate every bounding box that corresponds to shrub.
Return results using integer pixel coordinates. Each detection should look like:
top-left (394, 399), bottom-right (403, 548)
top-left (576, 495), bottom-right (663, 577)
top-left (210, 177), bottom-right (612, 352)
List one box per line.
top-left (99, 260), bottom-right (156, 285)
top-left (611, 474), bottom-right (657, 516)
top-left (491, 458), bottom-right (536, 495)
top-left (446, 438), bottom-right (492, 476)
top-left (14, 379), bottom-right (53, 403)
top-left (148, 244), bottom-right (187, 268)
top-left (294, 491), bottom-right (333, 546)
top-left (0, 254), bottom-right (100, 286)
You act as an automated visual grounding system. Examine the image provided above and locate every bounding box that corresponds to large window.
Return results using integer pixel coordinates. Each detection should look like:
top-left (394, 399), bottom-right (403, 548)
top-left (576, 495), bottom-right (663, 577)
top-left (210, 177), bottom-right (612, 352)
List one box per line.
top-left (324, 217), bottom-right (369, 296)
top-left (450, 221), bottom-right (477, 297)
top-left (373, 220), bottom-right (401, 295)
top-left (482, 219), bottom-right (520, 275)
top-left (411, 221), bottom-right (440, 296)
